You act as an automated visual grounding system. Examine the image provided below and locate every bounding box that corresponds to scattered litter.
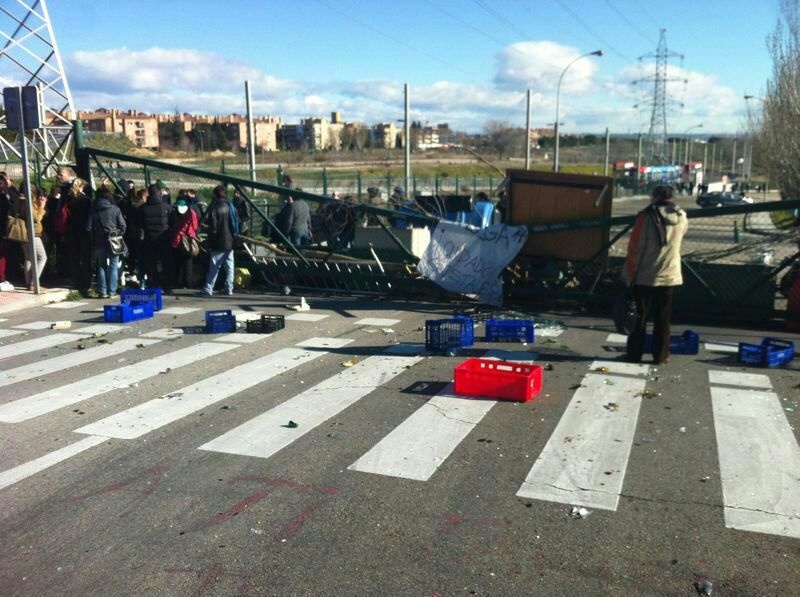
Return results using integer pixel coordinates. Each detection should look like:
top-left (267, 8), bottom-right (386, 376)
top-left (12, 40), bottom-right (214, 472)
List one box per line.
top-left (695, 579), bottom-right (713, 595)
top-left (603, 379), bottom-right (615, 386)
top-left (327, 432), bottom-right (341, 438)
top-left (569, 383), bottom-right (584, 390)
top-left (569, 506), bottom-right (591, 519)
top-left (381, 328), bottom-right (395, 334)
top-left (342, 358), bottom-right (358, 367)
top-left (284, 420), bottom-right (299, 428)
top-left (679, 427), bottom-right (687, 433)
top-left (603, 402), bottom-right (619, 411)
top-left (76, 344), bottom-right (85, 350)
top-left (291, 297), bottom-right (310, 311)
top-left (638, 390), bottom-right (661, 399)
top-left (543, 363), bottom-right (554, 371)
top-left (250, 528), bottom-right (265, 536)
top-left (50, 321), bottom-right (71, 330)
top-left (700, 476), bottom-right (710, 482)
top-left (595, 366), bottom-right (609, 372)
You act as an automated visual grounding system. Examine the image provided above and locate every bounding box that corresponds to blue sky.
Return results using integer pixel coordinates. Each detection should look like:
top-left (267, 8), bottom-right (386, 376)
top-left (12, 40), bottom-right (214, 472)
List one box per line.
top-left (8, 0), bottom-right (781, 135)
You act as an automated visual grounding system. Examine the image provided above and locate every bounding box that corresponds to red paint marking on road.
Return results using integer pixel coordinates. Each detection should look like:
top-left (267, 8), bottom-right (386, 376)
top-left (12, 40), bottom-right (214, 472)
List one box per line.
top-left (200, 477), bottom-right (309, 530)
top-left (278, 486), bottom-right (340, 540)
top-left (65, 464), bottom-right (168, 518)
top-left (438, 513), bottom-right (465, 534)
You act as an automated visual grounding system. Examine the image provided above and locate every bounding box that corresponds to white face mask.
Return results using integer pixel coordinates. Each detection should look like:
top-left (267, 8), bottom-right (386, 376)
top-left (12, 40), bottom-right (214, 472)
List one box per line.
top-left (177, 205), bottom-right (188, 214)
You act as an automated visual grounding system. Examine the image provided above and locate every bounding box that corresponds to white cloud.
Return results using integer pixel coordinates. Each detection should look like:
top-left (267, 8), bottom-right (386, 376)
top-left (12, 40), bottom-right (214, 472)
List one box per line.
top-left (494, 41), bottom-right (602, 93)
top-left (58, 45), bottom-right (747, 134)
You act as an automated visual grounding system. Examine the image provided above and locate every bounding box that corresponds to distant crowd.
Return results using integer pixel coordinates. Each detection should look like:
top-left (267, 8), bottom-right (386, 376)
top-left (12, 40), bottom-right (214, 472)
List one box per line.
top-left (0, 166), bottom-right (261, 297)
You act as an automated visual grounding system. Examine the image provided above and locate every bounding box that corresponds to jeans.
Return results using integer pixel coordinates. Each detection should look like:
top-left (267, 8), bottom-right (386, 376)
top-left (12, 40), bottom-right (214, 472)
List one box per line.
top-left (202, 250), bottom-right (234, 294)
top-left (95, 246), bottom-right (121, 296)
top-left (23, 237), bottom-right (48, 287)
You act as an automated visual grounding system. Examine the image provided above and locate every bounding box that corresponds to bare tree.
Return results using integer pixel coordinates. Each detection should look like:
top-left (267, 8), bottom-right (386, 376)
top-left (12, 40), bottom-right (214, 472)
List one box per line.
top-left (763, 0), bottom-right (800, 197)
top-left (483, 120), bottom-right (523, 160)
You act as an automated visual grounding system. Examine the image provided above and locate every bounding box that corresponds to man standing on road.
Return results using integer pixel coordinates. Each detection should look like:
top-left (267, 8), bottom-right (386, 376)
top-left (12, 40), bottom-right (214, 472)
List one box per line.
top-left (200, 185), bottom-right (238, 296)
top-left (624, 184), bottom-right (688, 364)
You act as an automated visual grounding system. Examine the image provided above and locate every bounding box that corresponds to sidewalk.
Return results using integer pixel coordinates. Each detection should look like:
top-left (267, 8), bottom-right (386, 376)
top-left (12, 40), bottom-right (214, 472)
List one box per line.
top-left (0, 286), bottom-right (71, 315)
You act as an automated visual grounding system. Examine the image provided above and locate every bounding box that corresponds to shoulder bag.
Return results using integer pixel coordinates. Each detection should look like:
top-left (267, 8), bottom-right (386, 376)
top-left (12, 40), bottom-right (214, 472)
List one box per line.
top-left (5, 216), bottom-right (28, 243)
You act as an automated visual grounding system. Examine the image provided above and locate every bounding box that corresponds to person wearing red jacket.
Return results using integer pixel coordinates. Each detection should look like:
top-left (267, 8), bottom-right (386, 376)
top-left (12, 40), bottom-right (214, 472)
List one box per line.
top-left (168, 197), bottom-right (199, 289)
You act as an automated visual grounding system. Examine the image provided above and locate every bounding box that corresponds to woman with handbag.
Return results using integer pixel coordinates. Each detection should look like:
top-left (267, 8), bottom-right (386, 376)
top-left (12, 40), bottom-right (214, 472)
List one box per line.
top-left (168, 197), bottom-right (199, 289)
top-left (624, 185), bottom-right (689, 364)
top-left (0, 172), bottom-right (20, 291)
top-left (15, 186), bottom-right (48, 291)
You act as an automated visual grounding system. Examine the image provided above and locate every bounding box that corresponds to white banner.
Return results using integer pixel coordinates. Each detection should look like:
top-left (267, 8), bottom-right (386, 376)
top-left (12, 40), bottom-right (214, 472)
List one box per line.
top-left (417, 221), bottom-right (529, 306)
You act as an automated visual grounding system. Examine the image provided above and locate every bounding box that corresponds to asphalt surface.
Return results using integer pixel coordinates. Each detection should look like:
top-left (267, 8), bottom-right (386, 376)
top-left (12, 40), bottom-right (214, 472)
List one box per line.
top-left (0, 285), bottom-right (798, 596)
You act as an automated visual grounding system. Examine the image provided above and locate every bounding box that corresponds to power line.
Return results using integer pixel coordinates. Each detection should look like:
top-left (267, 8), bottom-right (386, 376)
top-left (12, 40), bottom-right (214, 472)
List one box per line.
top-left (553, 0), bottom-right (635, 63)
top-left (604, 0), bottom-right (657, 46)
top-left (426, 0), bottom-right (560, 70)
top-left (312, 0), bottom-right (479, 79)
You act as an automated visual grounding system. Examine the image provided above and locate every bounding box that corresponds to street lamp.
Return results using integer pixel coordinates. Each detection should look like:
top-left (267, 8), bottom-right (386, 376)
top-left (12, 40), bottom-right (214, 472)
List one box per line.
top-left (553, 49), bottom-right (603, 172)
top-left (683, 123), bottom-right (703, 163)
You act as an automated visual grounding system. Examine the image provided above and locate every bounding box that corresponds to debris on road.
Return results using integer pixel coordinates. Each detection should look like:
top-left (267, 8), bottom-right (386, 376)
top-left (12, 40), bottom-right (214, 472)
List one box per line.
top-left (695, 579), bottom-right (713, 595)
top-left (569, 506), bottom-right (591, 519)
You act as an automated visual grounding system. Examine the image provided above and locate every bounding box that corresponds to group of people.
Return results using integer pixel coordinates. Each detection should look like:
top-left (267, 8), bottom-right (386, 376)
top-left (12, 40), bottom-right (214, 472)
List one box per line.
top-left (0, 166), bottom-right (245, 298)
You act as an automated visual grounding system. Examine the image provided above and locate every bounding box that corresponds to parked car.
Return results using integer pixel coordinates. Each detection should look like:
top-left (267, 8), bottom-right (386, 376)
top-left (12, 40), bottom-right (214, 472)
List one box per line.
top-left (696, 192), bottom-right (754, 208)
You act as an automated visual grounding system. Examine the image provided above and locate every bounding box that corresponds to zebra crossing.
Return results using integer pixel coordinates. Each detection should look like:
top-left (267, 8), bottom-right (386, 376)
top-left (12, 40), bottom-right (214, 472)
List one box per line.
top-left (0, 313), bottom-right (798, 540)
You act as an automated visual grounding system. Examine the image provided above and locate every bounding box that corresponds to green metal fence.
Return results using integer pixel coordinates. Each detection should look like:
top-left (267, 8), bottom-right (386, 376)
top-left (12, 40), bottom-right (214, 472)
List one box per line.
top-left (77, 146), bottom-right (800, 325)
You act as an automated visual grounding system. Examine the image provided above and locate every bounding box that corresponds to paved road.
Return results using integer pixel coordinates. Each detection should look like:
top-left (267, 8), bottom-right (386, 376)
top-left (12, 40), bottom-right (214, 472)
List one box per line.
top-left (0, 291), bottom-right (798, 595)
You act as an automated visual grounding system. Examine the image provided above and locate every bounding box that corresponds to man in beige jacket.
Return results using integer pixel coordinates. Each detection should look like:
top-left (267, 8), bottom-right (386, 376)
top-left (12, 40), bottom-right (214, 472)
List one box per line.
top-left (625, 184), bottom-right (689, 364)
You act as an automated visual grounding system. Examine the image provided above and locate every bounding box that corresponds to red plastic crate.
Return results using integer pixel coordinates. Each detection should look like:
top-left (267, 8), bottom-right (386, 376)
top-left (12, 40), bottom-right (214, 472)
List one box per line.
top-left (454, 358), bottom-right (543, 402)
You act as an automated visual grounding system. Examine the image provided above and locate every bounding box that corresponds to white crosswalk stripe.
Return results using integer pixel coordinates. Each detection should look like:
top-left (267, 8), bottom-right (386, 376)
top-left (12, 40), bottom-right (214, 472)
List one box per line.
top-left (200, 344), bottom-right (423, 459)
top-left (710, 370), bottom-right (800, 539)
top-left (0, 318), bottom-right (798, 544)
top-left (0, 341), bottom-right (239, 423)
top-left (516, 360), bottom-right (650, 511)
top-left (0, 337), bottom-right (162, 388)
top-left (74, 340), bottom-right (346, 440)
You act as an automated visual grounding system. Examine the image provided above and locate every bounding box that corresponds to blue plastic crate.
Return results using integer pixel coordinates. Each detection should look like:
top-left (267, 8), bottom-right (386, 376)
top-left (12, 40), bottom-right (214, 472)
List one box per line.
top-left (425, 317), bottom-right (474, 353)
top-left (485, 319), bottom-right (535, 343)
top-left (120, 288), bottom-right (163, 311)
top-left (205, 309), bottom-right (237, 334)
top-left (643, 329), bottom-right (700, 355)
top-left (738, 337), bottom-right (795, 367)
top-left (103, 300), bottom-right (154, 323)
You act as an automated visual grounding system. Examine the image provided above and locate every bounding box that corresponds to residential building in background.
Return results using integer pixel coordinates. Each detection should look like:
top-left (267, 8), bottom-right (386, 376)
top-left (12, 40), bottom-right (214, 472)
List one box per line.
top-left (76, 108), bottom-right (442, 153)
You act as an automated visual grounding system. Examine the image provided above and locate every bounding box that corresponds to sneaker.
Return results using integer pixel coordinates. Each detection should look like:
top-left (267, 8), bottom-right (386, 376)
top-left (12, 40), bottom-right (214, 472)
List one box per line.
top-left (225, 289), bottom-right (233, 295)
top-left (85, 289), bottom-right (101, 299)
top-left (196, 290), bottom-right (212, 297)
top-left (101, 294), bottom-right (110, 299)
top-left (0, 281), bottom-right (14, 291)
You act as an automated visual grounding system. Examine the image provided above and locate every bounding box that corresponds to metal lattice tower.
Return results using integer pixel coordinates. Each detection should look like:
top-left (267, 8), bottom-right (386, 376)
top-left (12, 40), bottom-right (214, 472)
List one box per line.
top-left (637, 29), bottom-right (685, 165)
top-left (0, 0), bottom-right (75, 170)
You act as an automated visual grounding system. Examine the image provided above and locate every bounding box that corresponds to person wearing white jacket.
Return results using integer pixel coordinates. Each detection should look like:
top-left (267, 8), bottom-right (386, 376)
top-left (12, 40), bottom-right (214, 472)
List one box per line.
top-left (624, 184), bottom-right (689, 364)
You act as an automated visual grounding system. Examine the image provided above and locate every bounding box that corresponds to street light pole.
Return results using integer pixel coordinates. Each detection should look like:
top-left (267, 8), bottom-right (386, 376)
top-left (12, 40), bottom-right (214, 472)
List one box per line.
top-left (553, 49), bottom-right (602, 172)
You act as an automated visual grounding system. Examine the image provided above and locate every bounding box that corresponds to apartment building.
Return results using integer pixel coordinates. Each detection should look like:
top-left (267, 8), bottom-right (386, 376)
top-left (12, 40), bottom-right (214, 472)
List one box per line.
top-left (79, 109), bottom-right (160, 149)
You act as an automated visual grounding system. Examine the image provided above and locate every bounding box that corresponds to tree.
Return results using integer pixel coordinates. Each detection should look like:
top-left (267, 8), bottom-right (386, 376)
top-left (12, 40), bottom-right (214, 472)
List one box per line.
top-left (762, 0), bottom-right (800, 197)
top-left (483, 120), bottom-right (523, 160)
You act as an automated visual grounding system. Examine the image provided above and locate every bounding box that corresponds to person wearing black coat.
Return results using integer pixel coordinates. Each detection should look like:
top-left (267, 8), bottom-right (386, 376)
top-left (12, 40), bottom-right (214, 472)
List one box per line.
top-left (200, 185), bottom-right (237, 296)
top-left (86, 190), bottom-right (126, 297)
top-left (136, 184), bottom-right (172, 291)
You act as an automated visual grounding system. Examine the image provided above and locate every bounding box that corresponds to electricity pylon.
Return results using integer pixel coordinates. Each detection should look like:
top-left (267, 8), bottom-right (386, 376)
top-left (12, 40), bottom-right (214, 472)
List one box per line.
top-left (0, 0), bottom-right (75, 171)
top-left (636, 29), bottom-right (686, 166)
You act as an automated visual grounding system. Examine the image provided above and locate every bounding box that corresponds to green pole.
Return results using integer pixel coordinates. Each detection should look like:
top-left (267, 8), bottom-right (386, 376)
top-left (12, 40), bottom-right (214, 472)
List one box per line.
top-left (323, 167), bottom-right (328, 196)
top-left (435, 174), bottom-right (439, 195)
top-left (455, 176), bottom-right (459, 195)
top-left (357, 172), bottom-right (362, 202)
